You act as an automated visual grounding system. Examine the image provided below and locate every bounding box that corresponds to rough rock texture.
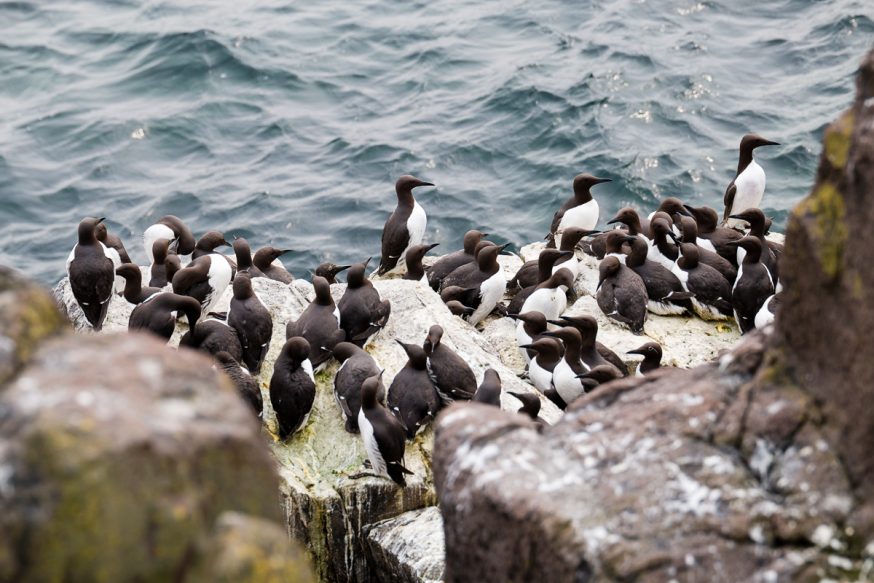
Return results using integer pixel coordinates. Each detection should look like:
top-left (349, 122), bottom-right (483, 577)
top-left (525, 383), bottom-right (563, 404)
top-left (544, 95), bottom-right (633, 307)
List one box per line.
top-left (364, 507), bottom-right (445, 583)
top-left (433, 49), bottom-right (874, 583)
top-left (0, 331), bottom-right (312, 582)
top-left (1, 266), bottom-right (68, 385)
top-left (777, 50), bottom-right (874, 535)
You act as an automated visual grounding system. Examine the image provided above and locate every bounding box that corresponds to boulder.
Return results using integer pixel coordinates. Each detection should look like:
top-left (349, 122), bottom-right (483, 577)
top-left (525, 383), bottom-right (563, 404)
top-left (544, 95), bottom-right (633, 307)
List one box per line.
top-left (364, 507), bottom-right (446, 583)
top-left (433, 49), bottom-right (874, 582)
top-left (0, 331), bottom-right (312, 582)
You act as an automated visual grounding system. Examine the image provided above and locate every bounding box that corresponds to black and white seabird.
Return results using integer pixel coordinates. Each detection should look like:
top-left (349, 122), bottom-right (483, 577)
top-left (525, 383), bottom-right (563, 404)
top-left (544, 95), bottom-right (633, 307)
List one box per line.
top-left (683, 204), bottom-right (743, 265)
top-left (149, 238), bottom-right (182, 288)
top-left (472, 368), bottom-right (502, 407)
top-left (670, 243), bottom-right (734, 321)
top-left (647, 217), bottom-right (681, 270)
top-left (677, 215), bottom-right (737, 284)
top-left (427, 229), bottom-right (488, 291)
top-left (754, 291), bottom-right (782, 329)
top-left (508, 310), bottom-right (549, 362)
top-left (728, 208), bottom-right (780, 281)
top-left (423, 325), bottom-right (476, 404)
top-left (214, 351), bottom-right (263, 417)
top-left (403, 243), bottom-right (440, 284)
top-left (518, 267), bottom-right (575, 324)
top-left (115, 264), bottom-right (162, 305)
top-left (143, 215), bottom-right (196, 264)
top-left (519, 337), bottom-right (564, 403)
top-left (607, 207), bottom-right (651, 239)
top-left (333, 342), bottom-right (386, 433)
top-left (627, 342), bottom-right (663, 376)
top-left (551, 314), bottom-right (625, 377)
top-left (728, 236), bottom-right (775, 334)
top-left (722, 133), bottom-right (780, 228)
top-left (179, 317), bottom-right (243, 362)
top-left (542, 327), bottom-right (589, 407)
top-left (270, 337), bottom-right (316, 439)
top-left (232, 237), bottom-right (264, 278)
top-left (337, 258), bottom-right (391, 347)
top-left (128, 292), bottom-right (202, 340)
top-left (95, 222), bottom-right (132, 264)
top-left (66, 217), bottom-right (116, 331)
top-left (508, 392), bottom-right (545, 426)
top-left (623, 235), bottom-right (693, 316)
top-left (315, 262), bottom-right (351, 284)
top-left (286, 275), bottom-right (346, 370)
top-left (171, 253), bottom-right (234, 316)
top-left (387, 340), bottom-right (441, 440)
top-left (439, 243), bottom-right (509, 326)
top-left (376, 175), bottom-right (435, 276)
top-left (547, 173), bottom-right (611, 248)
top-left (227, 272), bottom-right (273, 374)
top-left (253, 247), bottom-right (294, 283)
top-left (359, 372), bottom-right (414, 486)
top-left (507, 249), bottom-right (572, 315)
top-left (596, 256), bottom-right (648, 333)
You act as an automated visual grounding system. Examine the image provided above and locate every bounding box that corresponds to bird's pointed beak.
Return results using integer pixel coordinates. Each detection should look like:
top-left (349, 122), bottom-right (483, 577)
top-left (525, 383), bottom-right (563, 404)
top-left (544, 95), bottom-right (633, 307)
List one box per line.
top-left (363, 256), bottom-right (372, 269)
top-left (427, 243), bottom-right (440, 251)
top-left (97, 217), bottom-right (106, 224)
top-left (336, 265), bottom-right (352, 274)
top-left (594, 177), bottom-right (612, 185)
top-left (546, 319), bottom-right (564, 326)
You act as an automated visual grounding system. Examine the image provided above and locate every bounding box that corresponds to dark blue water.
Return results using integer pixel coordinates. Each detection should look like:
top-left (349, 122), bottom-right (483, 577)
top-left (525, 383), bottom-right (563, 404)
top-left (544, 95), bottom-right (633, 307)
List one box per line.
top-left (1, 0), bottom-right (871, 284)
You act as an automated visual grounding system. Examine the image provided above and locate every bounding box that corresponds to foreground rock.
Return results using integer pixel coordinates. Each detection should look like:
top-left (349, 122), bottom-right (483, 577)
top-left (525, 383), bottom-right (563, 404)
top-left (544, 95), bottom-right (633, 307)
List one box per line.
top-left (433, 49), bottom-right (874, 583)
top-left (364, 507), bottom-right (445, 583)
top-left (0, 332), bottom-right (312, 582)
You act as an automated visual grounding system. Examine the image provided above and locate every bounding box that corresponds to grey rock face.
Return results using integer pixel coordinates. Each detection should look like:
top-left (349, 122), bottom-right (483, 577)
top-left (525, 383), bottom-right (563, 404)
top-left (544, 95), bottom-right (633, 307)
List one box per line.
top-left (364, 507), bottom-right (445, 583)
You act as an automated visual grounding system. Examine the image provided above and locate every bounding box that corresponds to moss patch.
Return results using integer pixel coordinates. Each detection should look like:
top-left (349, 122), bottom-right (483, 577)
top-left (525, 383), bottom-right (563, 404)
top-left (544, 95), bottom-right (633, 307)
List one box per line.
top-left (796, 182), bottom-right (847, 281)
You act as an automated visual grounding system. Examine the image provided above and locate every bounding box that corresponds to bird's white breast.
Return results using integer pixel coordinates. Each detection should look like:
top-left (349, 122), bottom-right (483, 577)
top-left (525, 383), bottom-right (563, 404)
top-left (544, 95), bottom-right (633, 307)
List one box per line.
top-left (732, 160), bottom-right (766, 215)
top-left (560, 200), bottom-right (599, 232)
top-left (143, 223), bottom-right (176, 264)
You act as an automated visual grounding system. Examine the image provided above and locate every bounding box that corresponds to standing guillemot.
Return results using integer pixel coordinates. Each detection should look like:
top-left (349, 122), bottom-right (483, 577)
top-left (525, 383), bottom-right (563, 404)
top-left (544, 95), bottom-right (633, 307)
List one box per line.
top-left (387, 340), bottom-right (441, 440)
top-left (423, 325), bottom-right (476, 404)
top-left (143, 215), bottom-right (196, 264)
top-left (607, 207), bottom-right (651, 240)
top-left (171, 253), bottom-right (233, 316)
top-left (191, 231), bottom-right (231, 260)
top-left (472, 368), bottom-right (502, 407)
top-left (338, 258), bottom-right (391, 347)
top-left (647, 217), bottom-right (681, 270)
top-left (683, 204), bottom-right (743, 264)
top-left (426, 230), bottom-right (488, 291)
top-left (149, 239), bottom-right (181, 288)
top-left (553, 314), bottom-right (626, 374)
top-left (520, 337), bottom-right (564, 402)
top-left (115, 264), bottom-right (162, 305)
top-left (547, 173), bottom-right (611, 248)
top-left (508, 392), bottom-right (545, 427)
top-left (270, 337), bottom-right (316, 440)
top-left (676, 215), bottom-right (737, 284)
top-left (66, 217), bottom-right (116, 331)
top-left (440, 243), bottom-right (509, 326)
top-left (403, 243), bottom-right (440, 284)
top-left (722, 133), bottom-right (780, 228)
top-left (550, 314), bottom-right (624, 377)
top-left (507, 249), bottom-right (572, 315)
top-left (128, 292), bottom-right (202, 340)
top-left (376, 175), bottom-right (435, 276)
top-left (671, 243), bottom-right (733, 321)
top-left (754, 291), bottom-right (782, 329)
top-left (315, 262), bottom-right (351, 284)
top-left (596, 256), bottom-right (648, 333)
top-left (549, 227), bottom-right (592, 281)
top-left (622, 236), bottom-right (693, 316)
top-left (179, 317), bottom-right (243, 362)
top-left (285, 276), bottom-right (346, 371)
top-left (508, 310), bottom-right (549, 362)
top-left (627, 342), bottom-right (663, 376)
top-left (358, 372), bottom-right (414, 486)
top-left (728, 237), bottom-right (775, 334)
top-left (728, 208), bottom-right (780, 281)
top-left (332, 342), bottom-right (386, 433)
top-left (232, 238), bottom-right (264, 278)
top-left (253, 247), bottom-right (294, 283)
top-left (214, 351), bottom-right (263, 417)
top-left (95, 222), bottom-right (132, 264)
top-left (518, 268), bottom-right (575, 325)
top-left (603, 230), bottom-right (632, 264)
top-left (228, 272), bottom-right (272, 374)
top-left (542, 327), bottom-right (589, 407)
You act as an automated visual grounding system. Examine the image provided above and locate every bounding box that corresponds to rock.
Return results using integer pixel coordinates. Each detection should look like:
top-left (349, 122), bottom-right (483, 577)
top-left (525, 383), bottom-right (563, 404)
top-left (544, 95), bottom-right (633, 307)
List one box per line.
top-left (188, 512), bottom-right (314, 583)
top-left (433, 49), bottom-right (874, 583)
top-left (0, 331), bottom-right (312, 582)
top-left (364, 507), bottom-right (445, 583)
top-left (0, 265), bottom-right (68, 385)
